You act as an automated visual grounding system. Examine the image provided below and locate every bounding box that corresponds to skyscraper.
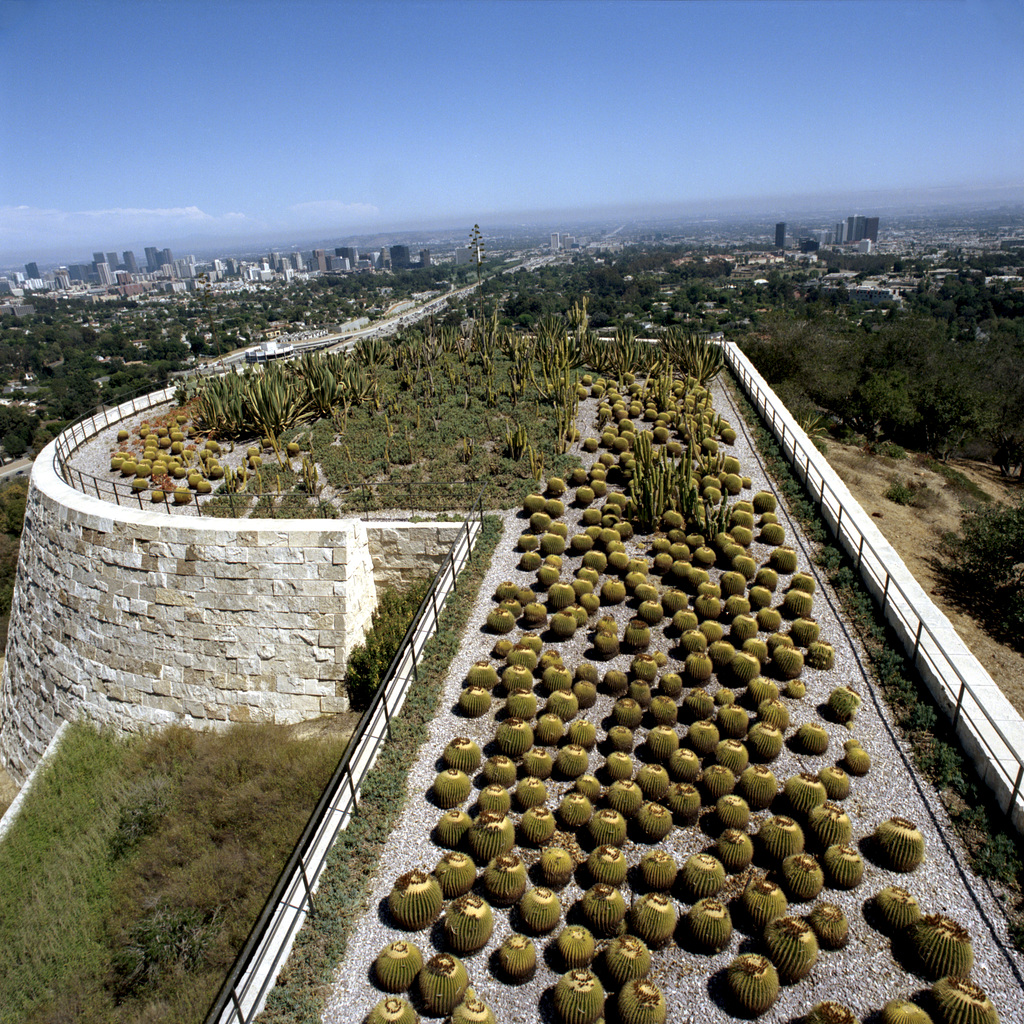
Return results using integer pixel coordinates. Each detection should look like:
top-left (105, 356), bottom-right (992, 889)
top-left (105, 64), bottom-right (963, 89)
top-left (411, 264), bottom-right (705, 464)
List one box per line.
top-left (390, 245), bottom-right (411, 269)
top-left (106, 252), bottom-right (120, 271)
top-left (551, 232), bottom-right (560, 251)
top-left (336, 246), bottom-right (358, 266)
top-left (419, 249), bottom-right (431, 267)
top-left (834, 222), bottom-right (846, 245)
top-left (145, 247), bottom-right (160, 272)
top-left (310, 249), bottom-right (327, 272)
top-left (122, 251), bottom-right (139, 275)
top-left (775, 222), bottom-right (786, 249)
top-left (24, 262), bottom-right (40, 280)
top-left (159, 248), bottom-right (173, 267)
top-left (864, 217), bottom-right (879, 243)
top-left (93, 252), bottom-right (107, 266)
top-left (96, 262), bottom-right (114, 286)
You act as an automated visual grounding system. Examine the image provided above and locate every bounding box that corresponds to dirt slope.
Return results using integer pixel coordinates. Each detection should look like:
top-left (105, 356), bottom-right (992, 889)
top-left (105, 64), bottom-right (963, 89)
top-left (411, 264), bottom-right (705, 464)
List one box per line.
top-left (825, 441), bottom-right (1024, 717)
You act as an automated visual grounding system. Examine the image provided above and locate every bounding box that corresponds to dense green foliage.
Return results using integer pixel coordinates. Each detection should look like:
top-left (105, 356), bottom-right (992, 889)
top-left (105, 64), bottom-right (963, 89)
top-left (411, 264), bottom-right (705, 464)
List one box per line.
top-left (259, 515), bottom-right (502, 1024)
top-left (942, 496), bottom-right (1024, 638)
top-left (0, 721), bottom-right (347, 1024)
top-left (345, 578), bottom-right (431, 710)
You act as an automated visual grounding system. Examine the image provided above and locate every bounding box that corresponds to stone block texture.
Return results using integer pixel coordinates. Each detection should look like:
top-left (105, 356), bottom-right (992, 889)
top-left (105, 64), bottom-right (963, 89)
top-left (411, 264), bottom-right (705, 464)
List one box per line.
top-left (0, 441), bottom-right (379, 783)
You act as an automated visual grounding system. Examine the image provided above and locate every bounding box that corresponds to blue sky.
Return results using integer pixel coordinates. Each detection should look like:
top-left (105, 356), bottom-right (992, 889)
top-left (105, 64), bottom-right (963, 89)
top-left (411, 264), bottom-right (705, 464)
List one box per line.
top-left (2, 0), bottom-right (1023, 257)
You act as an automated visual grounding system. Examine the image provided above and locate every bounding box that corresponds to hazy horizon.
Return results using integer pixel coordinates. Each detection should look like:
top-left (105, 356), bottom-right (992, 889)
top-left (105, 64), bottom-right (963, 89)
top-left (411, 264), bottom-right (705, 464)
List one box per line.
top-left (2, 0), bottom-right (1023, 263)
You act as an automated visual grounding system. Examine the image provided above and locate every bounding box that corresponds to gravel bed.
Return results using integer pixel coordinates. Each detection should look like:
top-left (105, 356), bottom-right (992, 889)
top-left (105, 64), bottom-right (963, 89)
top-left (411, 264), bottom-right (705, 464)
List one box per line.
top-left (318, 380), bottom-right (1024, 1022)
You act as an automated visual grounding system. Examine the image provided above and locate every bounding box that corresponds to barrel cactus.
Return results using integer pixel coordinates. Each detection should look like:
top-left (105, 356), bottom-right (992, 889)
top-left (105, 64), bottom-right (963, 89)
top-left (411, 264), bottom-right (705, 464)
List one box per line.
top-left (444, 893), bottom-right (495, 952)
top-left (434, 850), bottom-right (477, 898)
top-left (687, 720), bottom-right (720, 757)
top-left (557, 924), bottom-right (597, 969)
top-left (781, 852), bottom-right (825, 901)
top-left (716, 793), bottom-right (751, 830)
top-left (497, 933), bottom-right (536, 981)
top-left (809, 802), bottom-right (853, 848)
top-left (540, 845), bottom-right (575, 887)
top-left (742, 876), bottom-right (788, 930)
top-left (686, 897), bottom-right (733, 952)
top-left (796, 721), bottom-right (831, 756)
top-left (700, 764), bottom-right (737, 800)
top-left (739, 764), bottom-right (779, 809)
top-left (617, 979), bottom-right (666, 1024)
top-left (843, 739), bottom-right (872, 776)
top-left (517, 885), bottom-right (562, 934)
top-left (635, 801), bottom-right (673, 841)
top-left (913, 914), bottom-right (974, 980)
top-left (638, 849), bottom-right (677, 891)
top-left (828, 685), bottom-right (863, 724)
top-left (388, 869), bottom-right (442, 931)
top-left (374, 939), bottom-right (423, 992)
top-left (681, 853), bottom-right (726, 900)
top-left (784, 772), bottom-right (828, 815)
top-left (554, 969), bottom-right (605, 1024)
top-left (764, 914), bottom-right (819, 982)
top-left (467, 810), bottom-right (515, 861)
top-left (630, 891), bottom-right (678, 948)
top-left (726, 953), bottom-right (780, 1016)
top-left (747, 722), bottom-right (784, 762)
top-left (418, 953), bottom-right (468, 1017)
top-left (758, 815), bottom-right (805, 862)
top-left (881, 999), bottom-right (934, 1024)
top-left (875, 884), bottom-right (922, 932)
top-left (445, 736), bottom-right (483, 772)
top-left (604, 935), bottom-right (653, 985)
top-left (606, 779), bottom-right (643, 817)
top-left (931, 977), bottom-right (999, 1024)
top-left (819, 764), bottom-right (851, 801)
top-left (558, 791), bottom-right (594, 828)
top-left (588, 807), bottom-right (628, 847)
top-left (366, 996), bottom-right (417, 1024)
top-left (435, 808), bottom-right (472, 848)
top-left (875, 816), bottom-right (927, 872)
top-left (805, 1002), bottom-right (860, 1024)
top-left (807, 640), bottom-right (836, 670)
top-left (808, 901), bottom-right (849, 949)
top-left (483, 853), bottom-right (528, 906)
top-left (478, 783), bottom-right (512, 815)
top-left (824, 843), bottom-right (864, 890)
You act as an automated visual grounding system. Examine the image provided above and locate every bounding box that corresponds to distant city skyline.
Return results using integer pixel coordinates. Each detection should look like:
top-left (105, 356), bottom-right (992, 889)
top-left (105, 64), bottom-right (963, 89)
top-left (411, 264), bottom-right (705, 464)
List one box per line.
top-left (2, 0), bottom-right (1022, 258)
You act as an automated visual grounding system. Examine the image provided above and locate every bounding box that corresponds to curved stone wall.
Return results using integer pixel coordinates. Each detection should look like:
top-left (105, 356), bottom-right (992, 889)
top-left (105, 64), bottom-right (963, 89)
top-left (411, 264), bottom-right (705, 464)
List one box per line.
top-left (0, 440), bottom-right (378, 783)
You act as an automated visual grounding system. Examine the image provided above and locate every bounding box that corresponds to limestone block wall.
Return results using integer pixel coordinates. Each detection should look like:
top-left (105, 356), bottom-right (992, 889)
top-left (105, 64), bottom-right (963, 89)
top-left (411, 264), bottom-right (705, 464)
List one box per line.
top-left (365, 522), bottom-right (464, 590)
top-left (0, 441), bottom-right (378, 784)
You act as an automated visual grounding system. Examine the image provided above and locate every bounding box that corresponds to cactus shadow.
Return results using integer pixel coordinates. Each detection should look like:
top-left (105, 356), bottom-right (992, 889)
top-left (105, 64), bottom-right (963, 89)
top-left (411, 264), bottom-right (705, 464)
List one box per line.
top-left (705, 966), bottom-right (741, 1017)
top-left (856, 833), bottom-right (889, 871)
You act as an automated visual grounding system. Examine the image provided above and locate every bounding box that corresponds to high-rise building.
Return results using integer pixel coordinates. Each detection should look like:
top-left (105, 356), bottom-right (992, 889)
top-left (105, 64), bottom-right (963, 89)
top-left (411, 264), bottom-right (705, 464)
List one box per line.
top-left (96, 262), bottom-right (114, 286)
top-left (864, 217), bottom-right (879, 243)
top-left (145, 247), bottom-right (160, 272)
top-left (454, 247), bottom-right (472, 265)
top-left (834, 222), bottom-right (846, 245)
top-left (24, 262), bottom-right (40, 280)
top-left (93, 252), bottom-right (107, 266)
top-left (551, 232), bottom-right (560, 251)
top-left (122, 251), bottom-right (139, 274)
top-left (290, 252), bottom-right (304, 271)
top-left (775, 222), bottom-right (786, 249)
top-left (54, 268), bottom-right (71, 290)
top-left (106, 252), bottom-right (119, 271)
top-left (310, 249), bottom-right (328, 272)
top-left (390, 245), bottom-right (411, 269)
top-left (159, 248), bottom-right (173, 267)
top-left (419, 249), bottom-right (431, 267)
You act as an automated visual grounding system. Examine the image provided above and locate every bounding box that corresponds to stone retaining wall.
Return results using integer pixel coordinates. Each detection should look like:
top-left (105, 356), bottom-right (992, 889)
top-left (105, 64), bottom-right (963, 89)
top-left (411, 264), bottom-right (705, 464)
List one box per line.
top-left (0, 441), bottom-right (384, 784)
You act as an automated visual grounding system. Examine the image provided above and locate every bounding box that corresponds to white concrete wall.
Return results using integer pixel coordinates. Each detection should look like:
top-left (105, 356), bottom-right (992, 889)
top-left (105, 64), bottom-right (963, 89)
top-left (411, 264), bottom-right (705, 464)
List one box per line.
top-left (725, 342), bottom-right (1024, 832)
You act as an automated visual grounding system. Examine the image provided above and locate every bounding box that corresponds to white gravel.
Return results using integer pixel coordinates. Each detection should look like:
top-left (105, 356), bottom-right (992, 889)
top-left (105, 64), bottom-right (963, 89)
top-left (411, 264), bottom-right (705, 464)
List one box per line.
top-left (315, 377), bottom-right (1024, 1023)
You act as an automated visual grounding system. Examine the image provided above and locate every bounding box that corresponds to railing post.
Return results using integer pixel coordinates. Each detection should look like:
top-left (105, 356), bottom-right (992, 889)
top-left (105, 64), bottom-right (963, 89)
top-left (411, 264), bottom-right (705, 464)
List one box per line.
top-left (1009, 762), bottom-right (1023, 815)
top-left (912, 619), bottom-right (924, 663)
top-left (881, 573), bottom-right (890, 614)
top-left (856, 534), bottom-right (864, 569)
top-left (952, 679), bottom-right (966, 729)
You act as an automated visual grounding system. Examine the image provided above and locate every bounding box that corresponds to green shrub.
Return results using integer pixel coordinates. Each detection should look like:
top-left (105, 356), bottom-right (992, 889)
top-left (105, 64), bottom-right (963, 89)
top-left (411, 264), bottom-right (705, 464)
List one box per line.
top-left (345, 579), bottom-right (430, 710)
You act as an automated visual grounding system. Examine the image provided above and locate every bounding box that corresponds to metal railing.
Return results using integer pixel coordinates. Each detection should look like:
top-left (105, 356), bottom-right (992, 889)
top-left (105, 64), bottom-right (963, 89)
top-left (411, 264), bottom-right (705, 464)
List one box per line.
top-left (205, 491), bottom-right (486, 1024)
top-left (723, 342), bottom-right (1024, 827)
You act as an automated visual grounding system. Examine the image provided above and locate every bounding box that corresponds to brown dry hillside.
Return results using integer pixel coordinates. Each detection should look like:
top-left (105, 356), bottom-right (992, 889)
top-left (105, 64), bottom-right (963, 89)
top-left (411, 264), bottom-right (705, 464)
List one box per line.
top-left (824, 441), bottom-right (1024, 717)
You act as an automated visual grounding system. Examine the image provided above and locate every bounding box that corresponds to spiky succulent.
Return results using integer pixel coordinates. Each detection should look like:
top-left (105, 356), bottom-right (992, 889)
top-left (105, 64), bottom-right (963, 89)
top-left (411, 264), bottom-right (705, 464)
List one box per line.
top-left (374, 940), bottom-right (424, 993)
top-left (805, 1002), bottom-right (859, 1024)
top-left (444, 737), bottom-right (483, 773)
top-left (742, 876), bottom-right (788, 930)
top-left (772, 644), bottom-right (805, 680)
top-left (681, 853), bottom-right (726, 900)
top-left (516, 885), bottom-right (561, 934)
top-left (553, 969), bottom-right (605, 1024)
top-left (806, 640), bottom-right (836, 670)
top-left (606, 779), bottom-right (643, 818)
top-left (782, 852), bottom-right (825, 902)
top-left (645, 724), bottom-right (680, 762)
top-left (843, 740), bottom-right (872, 776)
top-left (701, 764), bottom-right (737, 801)
top-left (796, 722), bottom-right (831, 756)
top-left (516, 806), bottom-right (555, 847)
top-left (417, 953), bottom-right (468, 1017)
top-left (726, 954), bottom-right (780, 1016)
top-left (434, 851), bottom-right (477, 899)
top-left (558, 791), bottom-right (594, 828)
top-left (875, 816), bottom-right (927, 872)
top-left (687, 720), bottom-right (721, 757)
top-left (638, 849), bottom-right (677, 891)
top-left (913, 914), bottom-right (975, 980)
top-left (556, 744), bottom-right (590, 780)
top-left (478, 783), bottom-right (512, 815)
top-left (539, 845), bottom-right (575, 887)
top-left (747, 722), bottom-right (784, 762)
top-left (828, 685), bottom-right (863, 724)
top-left (824, 843), bottom-right (865, 890)
top-left (764, 914), bottom-right (819, 982)
top-left (613, 696), bottom-right (644, 729)
top-left (758, 815), bottom-right (806, 862)
top-left (664, 782), bottom-right (701, 821)
top-left (433, 769), bottom-right (472, 809)
top-left (635, 801), bottom-right (673, 841)
top-left (581, 882), bottom-right (627, 937)
top-left (808, 802), bottom-right (853, 848)
top-left (819, 764), bottom-right (851, 801)
top-left (557, 924), bottom-right (597, 969)
top-left (497, 933), bottom-right (536, 981)
top-left (502, 664), bottom-right (535, 694)
top-left (450, 992), bottom-right (496, 1024)
top-left (519, 747), bottom-right (551, 780)
top-left (388, 869), bottom-right (442, 931)
top-left (467, 810), bottom-right (515, 861)
top-left (435, 808), bottom-right (472, 848)
top-left (747, 676), bottom-right (780, 705)
top-left (715, 739), bottom-right (750, 775)
top-left (686, 897), bottom-right (733, 952)
top-left (931, 977), bottom-right (999, 1024)
top-left (604, 935), bottom-right (653, 987)
top-left (716, 793), bottom-right (751, 829)
top-left (739, 764), bottom-right (779, 810)
top-left (605, 750), bottom-right (635, 781)
top-left (630, 891), bottom-right (678, 948)
top-left (366, 996), bottom-right (418, 1024)
top-left (458, 685), bottom-right (492, 717)
top-left (444, 893), bottom-right (495, 952)
top-left (668, 747), bottom-right (701, 782)
top-left (784, 772), bottom-right (828, 815)
top-left (636, 763), bottom-right (670, 801)
top-left (806, 901), bottom-right (849, 950)
top-left (588, 807), bottom-right (628, 847)
top-left (875, 884), bottom-right (922, 932)
top-left (881, 999), bottom-right (935, 1024)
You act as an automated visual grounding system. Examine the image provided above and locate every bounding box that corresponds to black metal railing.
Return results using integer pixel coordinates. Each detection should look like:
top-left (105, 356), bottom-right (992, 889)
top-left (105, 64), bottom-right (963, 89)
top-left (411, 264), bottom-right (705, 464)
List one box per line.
top-left (204, 491), bottom-right (485, 1024)
top-left (723, 342), bottom-right (1024, 825)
